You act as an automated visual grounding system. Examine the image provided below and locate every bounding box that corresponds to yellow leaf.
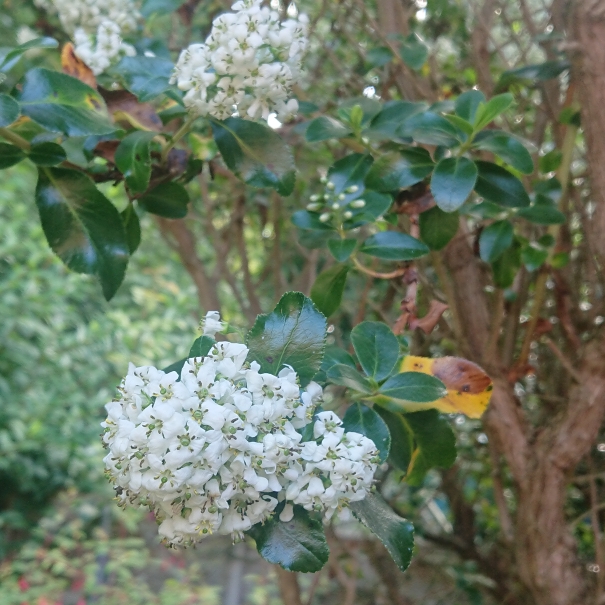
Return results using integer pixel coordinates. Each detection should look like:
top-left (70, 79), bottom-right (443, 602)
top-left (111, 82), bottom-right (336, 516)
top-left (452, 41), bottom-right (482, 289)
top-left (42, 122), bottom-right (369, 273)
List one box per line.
top-left (400, 356), bottom-right (493, 418)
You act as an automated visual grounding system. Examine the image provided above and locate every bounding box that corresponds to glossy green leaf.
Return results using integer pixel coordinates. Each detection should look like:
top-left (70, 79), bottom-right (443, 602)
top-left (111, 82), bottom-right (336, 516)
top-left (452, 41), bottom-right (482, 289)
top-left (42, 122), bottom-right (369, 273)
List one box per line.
top-left (343, 191), bottom-right (393, 228)
top-left (248, 505), bottom-right (329, 573)
top-left (320, 347), bottom-right (357, 372)
top-left (138, 182), bottom-right (189, 218)
top-left (0, 94), bottom-right (20, 127)
top-left (111, 56), bottom-right (175, 101)
top-left (473, 131), bottom-right (534, 174)
top-left (473, 93), bottom-right (514, 131)
top-left (360, 231), bottom-right (429, 261)
top-left (521, 245), bottom-right (548, 272)
top-left (363, 101), bottom-right (425, 140)
top-left (399, 34), bottom-right (428, 70)
top-left (310, 264), bottom-right (349, 317)
top-left (350, 493), bottom-right (414, 572)
top-left (18, 69), bottom-right (114, 136)
top-left (115, 131), bottom-right (156, 194)
top-left (479, 220), bottom-right (514, 262)
top-left (474, 161), bottom-right (530, 208)
top-left (430, 157), bottom-right (478, 212)
top-left (326, 364), bottom-right (373, 394)
top-left (380, 372), bottom-right (447, 403)
top-left (339, 97), bottom-right (382, 126)
top-left (121, 205), bottom-right (141, 254)
top-left (517, 202), bottom-right (565, 225)
top-left (212, 117), bottom-right (295, 195)
top-left (496, 59), bottom-right (570, 91)
top-left (305, 117), bottom-right (352, 142)
top-left (0, 37), bottom-right (58, 71)
top-left (539, 149), bottom-right (562, 173)
top-left (454, 90), bottom-right (485, 123)
top-left (328, 238), bottom-right (357, 261)
top-left (491, 238), bottom-right (522, 288)
top-left (365, 148), bottom-right (434, 192)
top-left (402, 112), bottom-right (462, 147)
top-left (327, 153), bottom-right (374, 201)
top-left (343, 403), bottom-right (391, 463)
top-left (375, 407), bottom-right (414, 471)
top-left (444, 114), bottom-right (474, 136)
top-left (246, 292), bottom-right (326, 386)
top-left (365, 46), bottom-right (394, 70)
top-left (188, 335), bottom-right (215, 358)
top-left (351, 321), bottom-right (399, 382)
top-left (0, 143), bottom-right (26, 169)
top-left (35, 168), bottom-right (129, 300)
top-left (419, 206), bottom-right (459, 251)
top-left (292, 210), bottom-right (334, 231)
top-left (27, 142), bottom-right (66, 166)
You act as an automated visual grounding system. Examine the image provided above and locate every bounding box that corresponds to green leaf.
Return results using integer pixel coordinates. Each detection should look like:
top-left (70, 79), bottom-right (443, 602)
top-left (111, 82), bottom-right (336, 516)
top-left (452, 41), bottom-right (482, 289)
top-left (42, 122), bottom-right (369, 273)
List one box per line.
top-left (0, 143), bottom-right (26, 169)
top-left (365, 148), bottom-right (434, 192)
top-left (27, 142), bottom-right (66, 166)
top-left (344, 191), bottom-right (393, 228)
top-left (496, 60), bottom-right (570, 91)
top-left (115, 131), bottom-right (156, 194)
top-left (375, 407), bottom-right (413, 471)
top-left (327, 153), bottom-right (374, 200)
top-left (399, 34), bottom-right (428, 70)
top-left (292, 210), bottom-right (335, 231)
top-left (517, 201), bottom-right (565, 225)
top-left (246, 292), bottom-right (326, 387)
top-left (350, 493), bottom-right (414, 572)
top-left (328, 238), bottom-right (357, 262)
top-left (141, 0), bottom-right (187, 17)
top-left (360, 231), bottom-right (429, 261)
top-left (343, 403), bottom-right (390, 462)
top-left (320, 347), bottom-right (357, 372)
top-left (138, 182), bottom-right (189, 218)
top-left (247, 505), bottom-right (329, 573)
top-left (419, 206), bottom-right (459, 251)
top-left (380, 372), bottom-right (447, 403)
top-left (121, 205), bottom-right (141, 254)
top-left (402, 112), bottom-right (462, 147)
top-left (365, 46), bottom-right (394, 70)
top-left (454, 90), bottom-right (485, 123)
top-left (491, 238), bottom-right (522, 288)
top-left (326, 364), bottom-right (373, 394)
top-left (111, 56), bottom-right (175, 102)
top-left (430, 157), bottom-right (478, 212)
top-left (305, 117), bottom-right (352, 142)
top-left (363, 101), bottom-right (426, 140)
top-left (0, 94), bottom-right (20, 127)
top-left (189, 335), bottom-right (215, 358)
top-left (444, 114), bottom-right (474, 136)
top-left (18, 68), bottom-right (114, 136)
top-left (473, 93), bottom-right (514, 131)
top-left (479, 220), bottom-right (514, 262)
top-left (521, 244), bottom-right (548, 272)
top-left (212, 117), bottom-right (295, 195)
top-left (339, 97), bottom-right (382, 126)
top-left (473, 131), bottom-right (534, 174)
top-left (538, 149), bottom-right (562, 173)
top-left (310, 264), bottom-right (349, 317)
top-left (474, 161), bottom-right (530, 208)
top-left (35, 168), bottom-right (129, 300)
top-left (351, 321), bottom-right (399, 382)
top-left (0, 37), bottom-right (58, 71)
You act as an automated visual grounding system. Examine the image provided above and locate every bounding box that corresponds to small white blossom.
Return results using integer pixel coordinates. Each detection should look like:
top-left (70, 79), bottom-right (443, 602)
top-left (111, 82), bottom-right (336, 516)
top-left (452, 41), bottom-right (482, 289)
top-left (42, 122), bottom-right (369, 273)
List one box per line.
top-left (202, 311), bottom-right (226, 337)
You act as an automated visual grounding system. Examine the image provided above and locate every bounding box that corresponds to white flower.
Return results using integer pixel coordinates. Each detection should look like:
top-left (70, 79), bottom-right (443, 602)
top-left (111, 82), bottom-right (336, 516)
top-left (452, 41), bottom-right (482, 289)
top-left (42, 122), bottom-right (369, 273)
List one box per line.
top-left (202, 311), bottom-right (225, 337)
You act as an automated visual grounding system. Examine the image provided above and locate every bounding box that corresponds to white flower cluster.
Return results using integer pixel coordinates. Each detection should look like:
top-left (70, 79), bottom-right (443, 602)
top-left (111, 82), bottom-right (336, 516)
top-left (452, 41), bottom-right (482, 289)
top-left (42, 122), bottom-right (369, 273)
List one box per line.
top-left (35, 0), bottom-right (138, 74)
top-left (171, 0), bottom-right (308, 122)
top-left (102, 335), bottom-right (378, 545)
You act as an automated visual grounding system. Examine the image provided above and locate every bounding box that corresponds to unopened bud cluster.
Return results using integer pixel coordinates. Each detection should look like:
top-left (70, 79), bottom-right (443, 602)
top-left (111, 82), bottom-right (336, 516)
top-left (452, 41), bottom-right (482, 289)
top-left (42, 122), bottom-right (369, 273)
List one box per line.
top-left (35, 0), bottom-right (138, 74)
top-left (170, 0), bottom-right (308, 121)
top-left (102, 313), bottom-right (378, 545)
top-left (306, 180), bottom-right (366, 225)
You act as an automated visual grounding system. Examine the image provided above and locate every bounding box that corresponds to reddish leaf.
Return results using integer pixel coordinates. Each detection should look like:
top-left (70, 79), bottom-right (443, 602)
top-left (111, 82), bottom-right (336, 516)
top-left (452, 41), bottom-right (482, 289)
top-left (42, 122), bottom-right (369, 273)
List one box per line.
top-left (61, 42), bottom-right (97, 89)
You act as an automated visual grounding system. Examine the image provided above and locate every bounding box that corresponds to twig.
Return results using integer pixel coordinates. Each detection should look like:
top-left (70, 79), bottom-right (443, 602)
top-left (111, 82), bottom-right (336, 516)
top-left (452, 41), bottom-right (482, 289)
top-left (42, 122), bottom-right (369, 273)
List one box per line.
top-left (351, 256), bottom-right (408, 279)
top-left (543, 337), bottom-right (582, 383)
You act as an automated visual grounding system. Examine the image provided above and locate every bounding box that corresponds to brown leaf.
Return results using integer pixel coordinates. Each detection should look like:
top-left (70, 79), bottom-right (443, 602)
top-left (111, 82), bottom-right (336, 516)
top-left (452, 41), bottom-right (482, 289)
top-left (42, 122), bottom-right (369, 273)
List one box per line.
top-left (94, 140), bottom-right (120, 164)
top-left (394, 182), bottom-right (436, 214)
top-left (410, 300), bottom-right (449, 334)
top-left (99, 88), bottom-right (162, 131)
top-left (61, 43), bottom-right (97, 89)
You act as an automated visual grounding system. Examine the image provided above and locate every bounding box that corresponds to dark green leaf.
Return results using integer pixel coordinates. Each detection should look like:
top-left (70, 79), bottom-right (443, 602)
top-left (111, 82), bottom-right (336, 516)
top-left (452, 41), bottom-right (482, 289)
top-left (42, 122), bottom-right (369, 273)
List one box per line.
top-left (292, 210), bottom-right (335, 231)
top-left (474, 161), bottom-right (530, 208)
top-left (539, 149), bottom-right (562, 173)
top-left (326, 364), bottom-right (373, 394)
top-left (163, 359), bottom-right (187, 375)
top-left (521, 245), bottom-right (548, 272)
top-left (350, 493), bottom-right (414, 572)
top-left (479, 220), bottom-right (514, 262)
top-left (344, 191), bottom-right (393, 228)
top-left (365, 148), bottom-right (434, 192)
top-left (121, 205), bottom-right (141, 254)
top-left (375, 407), bottom-right (414, 471)
top-left (212, 117), bottom-right (295, 195)
top-left (343, 403), bottom-right (390, 462)
top-left (365, 46), bottom-right (394, 70)
top-left (189, 335), bottom-right (215, 358)
top-left (115, 131), bottom-right (156, 194)
top-left (35, 167), bottom-right (129, 300)
top-left (517, 201), bottom-right (565, 225)
top-left (310, 264), bottom-right (349, 317)
top-left (320, 347), bottom-right (357, 372)
top-left (399, 34), bottom-right (428, 70)
top-left (111, 56), bottom-right (175, 102)
top-left (380, 372), bottom-right (447, 403)
top-left (454, 90), bottom-right (485, 123)
top-left (351, 321), bottom-right (399, 381)
top-left (327, 153), bottom-right (374, 200)
top-left (402, 112), bottom-right (462, 147)
top-left (360, 231), bottom-right (429, 261)
top-left (0, 94), bottom-right (20, 127)
top-left (0, 142), bottom-right (25, 168)
top-left (430, 157), bottom-right (478, 212)
top-left (473, 130), bottom-right (534, 174)
top-left (496, 60), bottom-right (570, 91)
top-left (0, 37), bottom-right (58, 71)
top-left (246, 292), bottom-right (326, 387)
top-left (138, 181), bottom-right (189, 218)
top-left (534, 177), bottom-right (562, 202)
top-left (363, 101), bottom-right (426, 140)
top-left (473, 93), bottom-right (513, 131)
top-left (18, 68), bottom-right (114, 136)
top-left (338, 97), bottom-right (382, 126)
top-left (491, 238), bottom-right (522, 288)
top-left (248, 505), bottom-right (329, 573)
top-left (27, 142), bottom-right (66, 166)
top-left (419, 206), bottom-right (459, 251)
top-left (328, 238), bottom-right (357, 262)
top-left (305, 117), bottom-right (352, 142)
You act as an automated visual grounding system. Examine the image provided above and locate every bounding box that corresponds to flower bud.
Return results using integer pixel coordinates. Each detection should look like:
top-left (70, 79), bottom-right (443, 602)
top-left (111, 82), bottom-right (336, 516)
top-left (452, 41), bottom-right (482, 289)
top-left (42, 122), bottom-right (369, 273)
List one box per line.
top-left (350, 199), bottom-right (366, 208)
top-left (319, 212), bottom-right (332, 223)
top-left (343, 211), bottom-right (353, 219)
top-left (345, 185), bottom-right (359, 193)
top-left (306, 202), bottom-right (322, 211)
top-left (331, 203), bottom-right (340, 210)
top-left (338, 193), bottom-right (345, 200)
top-left (309, 194), bottom-right (320, 202)
top-left (326, 181), bottom-right (335, 190)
